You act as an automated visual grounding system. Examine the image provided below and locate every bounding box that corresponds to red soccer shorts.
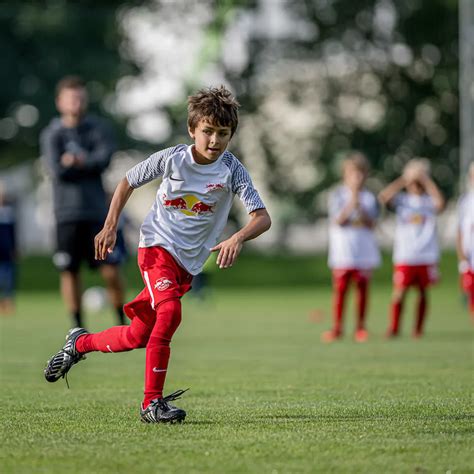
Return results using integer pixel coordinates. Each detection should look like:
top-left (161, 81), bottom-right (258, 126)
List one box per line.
top-left (393, 264), bottom-right (439, 289)
top-left (461, 270), bottom-right (474, 293)
top-left (124, 246), bottom-right (193, 322)
top-left (332, 268), bottom-right (372, 291)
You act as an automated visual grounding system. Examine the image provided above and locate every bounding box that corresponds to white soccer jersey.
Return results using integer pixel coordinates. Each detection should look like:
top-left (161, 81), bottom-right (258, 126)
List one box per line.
top-left (392, 192), bottom-right (439, 265)
top-left (458, 190), bottom-right (474, 270)
top-left (328, 186), bottom-right (381, 270)
top-left (126, 144), bottom-right (265, 275)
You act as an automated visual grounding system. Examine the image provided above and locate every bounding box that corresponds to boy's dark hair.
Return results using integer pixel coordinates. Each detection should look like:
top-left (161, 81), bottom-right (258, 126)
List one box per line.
top-left (188, 86), bottom-right (240, 136)
top-left (56, 75), bottom-right (86, 97)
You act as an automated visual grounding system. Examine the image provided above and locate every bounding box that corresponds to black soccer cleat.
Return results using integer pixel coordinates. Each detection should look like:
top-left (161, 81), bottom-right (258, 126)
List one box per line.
top-left (140, 389), bottom-right (189, 424)
top-left (44, 327), bottom-right (89, 383)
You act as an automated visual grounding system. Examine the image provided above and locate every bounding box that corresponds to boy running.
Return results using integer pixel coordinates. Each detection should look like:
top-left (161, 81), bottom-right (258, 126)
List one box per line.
top-left (379, 159), bottom-right (444, 338)
top-left (457, 162), bottom-right (474, 320)
top-left (44, 86), bottom-right (271, 423)
top-left (323, 152), bottom-right (380, 342)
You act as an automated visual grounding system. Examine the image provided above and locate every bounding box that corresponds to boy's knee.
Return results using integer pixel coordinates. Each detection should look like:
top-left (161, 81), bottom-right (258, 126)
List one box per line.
top-left (126, 326), bottom-right (150, 349)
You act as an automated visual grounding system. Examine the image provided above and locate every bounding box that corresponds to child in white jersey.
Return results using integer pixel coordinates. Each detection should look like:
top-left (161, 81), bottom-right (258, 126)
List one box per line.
top-left (323, 152), bottom-right (380, 343)
top-left (44, 86), bottom-right (271, 423)
top-left (379, 159), bottom-right (444, 338)
top-left (457, 162), bottom-right (474, 320)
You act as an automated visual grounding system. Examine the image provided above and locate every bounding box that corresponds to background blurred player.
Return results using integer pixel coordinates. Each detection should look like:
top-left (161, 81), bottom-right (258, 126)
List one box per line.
top-left (44, 86), bottom-right (271, 424)
top-left (40, 76), bottom-right (126, 328)
top-left (457, 161), bottom-right (474, 320)
top-left (379, 159), bottom-right (444, 338)
top-left (0, 181), bottom-right (17, 314)
top-left (323, 152), bottom-right (380, 342)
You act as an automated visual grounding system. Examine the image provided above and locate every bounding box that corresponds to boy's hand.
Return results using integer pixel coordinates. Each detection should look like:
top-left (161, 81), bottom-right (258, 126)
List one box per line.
top-left (94, 226), bottom-right (117, 260)
top-left (210, 235), bottom-right (244, 269)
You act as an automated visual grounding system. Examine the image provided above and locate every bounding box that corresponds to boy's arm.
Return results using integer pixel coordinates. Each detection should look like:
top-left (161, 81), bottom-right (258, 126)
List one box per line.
top-left (378, 177), bottom-right (405, 207)
top-left (95, 177), bottom-right (134, 260)
top-left (419, 174), bottom-right (445, 213)
top-left (333, 192), bottom-right (357, 226)
top-left (210, 208), bottom-right (271, 269)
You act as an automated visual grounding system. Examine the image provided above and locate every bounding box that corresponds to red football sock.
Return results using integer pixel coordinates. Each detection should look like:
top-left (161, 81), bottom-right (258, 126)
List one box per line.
top-left (414, 290), bottom-right (427, 334)
top-left (75, 316), bottom-right (153, 354)
top-left (356, 279), bottom-right (368, 330)
top-left (143, 298), bottom-right (182, 408)
top-left (333, 284), bottom-right (348, 335)
top-left (390, 299), bottom-right (403, 334)
top-left (468, 288), bottom-right (474, 317)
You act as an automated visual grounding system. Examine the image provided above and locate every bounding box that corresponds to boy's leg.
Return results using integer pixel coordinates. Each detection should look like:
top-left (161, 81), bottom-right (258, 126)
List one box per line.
top-left (388, 286), bottom-right (407, 336)
top-left (100, 263), bottom-right (126, 325)
top-left (60, 270), bottom-right (83, 327)
top-left (323, 270), bottom-right (350, 341)
top-left (413, 285), bottom-right (427, 338)
top-left (354, 270), bottom-right (370, 342)
top-left (75, 314), bottom-right (152, 353)
top-left (143, 298), bottom-right (182, 407)
top-left (355, 271), bottom-right (370, 330)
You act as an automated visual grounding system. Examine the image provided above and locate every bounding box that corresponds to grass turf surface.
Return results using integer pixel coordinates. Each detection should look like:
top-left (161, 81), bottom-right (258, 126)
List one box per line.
top-left (1, 260), bottom-right (473, 473)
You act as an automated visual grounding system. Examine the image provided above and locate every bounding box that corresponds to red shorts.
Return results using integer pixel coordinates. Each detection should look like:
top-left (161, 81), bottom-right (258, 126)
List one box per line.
top-left (393, 264), bottom-right (438, 289)
top-left (461, 270), bottom-right (474, 293)
top-left (123, 246), bottom-right (193, 322)
top-left (332, 268), bottom-right (372, 291)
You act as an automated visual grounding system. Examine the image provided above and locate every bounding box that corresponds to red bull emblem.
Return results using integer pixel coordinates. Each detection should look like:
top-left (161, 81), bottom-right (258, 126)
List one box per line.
top-left (206, 183), bottom-right (225, 191)
top-left (162, 193), bottom-right (214, 216)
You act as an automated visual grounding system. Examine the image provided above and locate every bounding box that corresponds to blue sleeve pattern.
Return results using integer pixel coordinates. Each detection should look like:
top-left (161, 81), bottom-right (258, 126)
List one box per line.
top-left (126, 145), bottom-right (187, 189)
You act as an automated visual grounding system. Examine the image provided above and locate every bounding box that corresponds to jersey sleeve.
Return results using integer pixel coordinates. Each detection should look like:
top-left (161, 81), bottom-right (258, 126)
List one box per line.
top-left (126, 145), bottom-right (186, 189)
top-left (232, 161), bottom-right (266, 213)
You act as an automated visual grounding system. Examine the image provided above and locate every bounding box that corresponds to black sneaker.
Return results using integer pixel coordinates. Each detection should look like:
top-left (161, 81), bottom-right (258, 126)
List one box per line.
top-left (140, 389), bottom-right (189, 424)
top-left (44, 327), bottom-right (89, 383)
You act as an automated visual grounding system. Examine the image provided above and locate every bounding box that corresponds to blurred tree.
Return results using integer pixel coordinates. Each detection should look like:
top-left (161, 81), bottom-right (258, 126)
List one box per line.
top-left (0, 0), bottom-right (140, 168)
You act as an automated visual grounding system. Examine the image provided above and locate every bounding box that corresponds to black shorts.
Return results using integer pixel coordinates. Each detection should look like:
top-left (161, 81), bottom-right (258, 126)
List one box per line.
top-left (53, 221), bottom-right (126, 272)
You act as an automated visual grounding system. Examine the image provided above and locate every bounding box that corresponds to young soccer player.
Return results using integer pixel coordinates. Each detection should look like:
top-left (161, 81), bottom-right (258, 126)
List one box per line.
top-left (322, 152), bottom-right (380, 343)
top-left (44, 86), bottom-right (271, 423)
top-left (457, 162), bottom-right (474, 320)
top-left (379, 159), bottom-right (444, 338)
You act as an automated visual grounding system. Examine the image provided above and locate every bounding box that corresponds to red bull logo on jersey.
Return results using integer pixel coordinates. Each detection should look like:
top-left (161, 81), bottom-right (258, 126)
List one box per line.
top-left (162, 193), bottom-right (215, 216)
top-left (206, 183), bottom-right (225, 192)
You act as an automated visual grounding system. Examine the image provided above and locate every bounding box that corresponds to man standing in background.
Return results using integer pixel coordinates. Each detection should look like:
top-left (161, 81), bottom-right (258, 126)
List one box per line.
top-left (40, 76), bottom-right (126, 328)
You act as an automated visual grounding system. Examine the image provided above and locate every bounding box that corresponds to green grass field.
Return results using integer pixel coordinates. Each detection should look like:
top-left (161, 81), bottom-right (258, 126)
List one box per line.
top-left (1, 254), bottom-right (473, 473)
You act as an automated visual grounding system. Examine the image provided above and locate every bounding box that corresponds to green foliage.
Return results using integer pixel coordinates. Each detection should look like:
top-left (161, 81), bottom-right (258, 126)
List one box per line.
top-left (0, 1), bottom-right (138, 166)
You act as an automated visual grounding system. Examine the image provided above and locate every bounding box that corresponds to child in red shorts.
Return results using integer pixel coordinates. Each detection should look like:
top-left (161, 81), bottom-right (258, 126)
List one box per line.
top-left (457, 162), bottom-right (474, 320)
top-left (44, 86), bottom-right (271, 423)
top-left (379, 159), bottom-right (444, 338)
top-left (322, 152), bottom-right (380, 343)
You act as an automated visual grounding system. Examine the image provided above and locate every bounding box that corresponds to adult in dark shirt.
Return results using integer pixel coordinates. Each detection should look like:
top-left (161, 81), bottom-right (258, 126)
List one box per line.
top-left (40, 76), bottom-right (126, 328)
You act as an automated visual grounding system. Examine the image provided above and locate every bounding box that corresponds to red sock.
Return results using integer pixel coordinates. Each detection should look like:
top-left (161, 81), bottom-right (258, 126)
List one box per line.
top-left (468, 288), bottom-right (474, 317)
top-left (390, 299), bottom-right (403, 334)
top-left (76, 316), bottom-right (153, 353)
top-left (356, 279), bottom-right (368, 330)
top-left (415, 291), bottom-right (427, 334)
top-left (333, 284), bottom-right (348, 335)
top-left (143, 298), bottom-right (182, 408)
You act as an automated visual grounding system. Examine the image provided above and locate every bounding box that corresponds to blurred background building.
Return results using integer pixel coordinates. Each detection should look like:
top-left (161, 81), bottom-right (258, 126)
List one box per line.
top-left (0, 0), bottom-right (467, 255)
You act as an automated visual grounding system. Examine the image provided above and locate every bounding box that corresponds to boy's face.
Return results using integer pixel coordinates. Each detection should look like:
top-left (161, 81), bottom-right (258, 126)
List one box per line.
top-left (343, 164), bottom-right (366, 190)
top-left (56, 87), bottom-right (88, 118)
top-left (188, 119), bottom-right (232, 164)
